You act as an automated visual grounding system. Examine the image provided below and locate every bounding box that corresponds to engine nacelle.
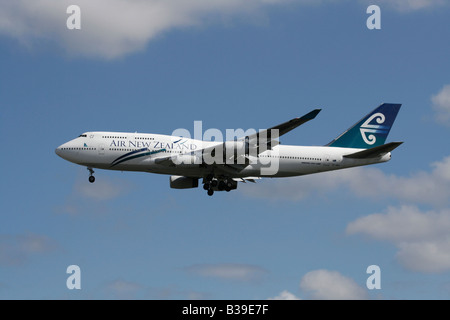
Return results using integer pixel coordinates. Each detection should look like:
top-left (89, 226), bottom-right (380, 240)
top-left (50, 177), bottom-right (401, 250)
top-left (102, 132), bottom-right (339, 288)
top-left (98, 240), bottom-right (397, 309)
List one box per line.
top-left (170, 176), bottom-right (199, 189)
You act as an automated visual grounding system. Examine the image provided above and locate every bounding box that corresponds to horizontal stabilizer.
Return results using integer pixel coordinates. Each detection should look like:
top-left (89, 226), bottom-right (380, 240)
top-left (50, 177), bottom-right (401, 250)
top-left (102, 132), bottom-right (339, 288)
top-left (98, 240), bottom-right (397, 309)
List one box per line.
top-left (343, 142), bottom-right (403, 159)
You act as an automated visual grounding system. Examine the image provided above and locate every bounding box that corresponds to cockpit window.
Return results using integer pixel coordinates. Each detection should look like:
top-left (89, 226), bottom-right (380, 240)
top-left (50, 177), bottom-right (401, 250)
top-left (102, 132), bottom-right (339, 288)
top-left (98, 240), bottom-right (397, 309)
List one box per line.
top-left (79, 134), bottom-right (87, 137)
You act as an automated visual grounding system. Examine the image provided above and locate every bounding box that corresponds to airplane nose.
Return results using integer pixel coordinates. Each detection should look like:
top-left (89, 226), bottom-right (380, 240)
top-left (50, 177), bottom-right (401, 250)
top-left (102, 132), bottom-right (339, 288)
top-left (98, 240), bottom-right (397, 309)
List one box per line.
top-left (55, 144), bottom-right (64, 157)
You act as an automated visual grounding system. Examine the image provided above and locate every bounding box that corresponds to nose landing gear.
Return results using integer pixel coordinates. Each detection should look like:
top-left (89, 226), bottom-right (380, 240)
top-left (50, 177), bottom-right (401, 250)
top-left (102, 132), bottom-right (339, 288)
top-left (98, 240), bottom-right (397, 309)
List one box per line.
top-left (87, 167), bottom-right (95, 183)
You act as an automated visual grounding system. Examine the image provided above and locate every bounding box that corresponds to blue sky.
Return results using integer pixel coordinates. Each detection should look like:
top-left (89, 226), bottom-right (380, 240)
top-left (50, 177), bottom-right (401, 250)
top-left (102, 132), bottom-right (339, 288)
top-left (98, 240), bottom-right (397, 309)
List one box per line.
top-left (1, 0), bottom-right (450, 299)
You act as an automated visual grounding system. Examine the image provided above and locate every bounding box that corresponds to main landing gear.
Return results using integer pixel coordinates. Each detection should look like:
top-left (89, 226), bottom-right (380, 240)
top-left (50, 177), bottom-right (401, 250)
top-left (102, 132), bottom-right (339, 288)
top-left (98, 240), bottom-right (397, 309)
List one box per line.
top-left (87, 167), bottom-right (95, 183)
top-left (203, 182), bottom-right (215, 196)
top-left (203, 174), bottom-right (235, 196)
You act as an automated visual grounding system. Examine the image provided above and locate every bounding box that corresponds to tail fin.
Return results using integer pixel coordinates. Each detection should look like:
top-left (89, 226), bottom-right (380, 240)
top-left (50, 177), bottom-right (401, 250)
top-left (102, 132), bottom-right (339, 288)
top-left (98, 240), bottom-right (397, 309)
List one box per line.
top-left (327, 103), bottom-right (401, 149)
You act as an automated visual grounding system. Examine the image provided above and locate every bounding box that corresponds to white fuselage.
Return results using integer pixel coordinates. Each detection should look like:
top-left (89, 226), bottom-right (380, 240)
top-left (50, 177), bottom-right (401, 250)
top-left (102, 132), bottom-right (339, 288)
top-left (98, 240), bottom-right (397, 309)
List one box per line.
top-left (55, 131), bottom-right (391, 178)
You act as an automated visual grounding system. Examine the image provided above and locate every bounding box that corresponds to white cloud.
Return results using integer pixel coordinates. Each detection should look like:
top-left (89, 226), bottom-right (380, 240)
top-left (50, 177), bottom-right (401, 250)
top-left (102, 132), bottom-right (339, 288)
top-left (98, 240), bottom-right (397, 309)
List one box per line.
top-left (299, 269), bottom-right (368, 300)
top-left (0, 0), bottom-right (294, 59)
top-left (347, 205), bottom-right (450, 273)
top-left (1, 0), bottom-right (444, 59)
top-left (185, 263), bottom-right (268, 282)
top-left (0, 233), bottom-right (58, 266)
top-left (242, 155), bottom-right (450, 207)
top-left (432, 84), bottom-right (450, 126)
top-left (396, 237), bottom-right (450, 273)
top-left (347, 205), bottom-right (450, 242)
top-left (268, 290), bottom-right (300, 300)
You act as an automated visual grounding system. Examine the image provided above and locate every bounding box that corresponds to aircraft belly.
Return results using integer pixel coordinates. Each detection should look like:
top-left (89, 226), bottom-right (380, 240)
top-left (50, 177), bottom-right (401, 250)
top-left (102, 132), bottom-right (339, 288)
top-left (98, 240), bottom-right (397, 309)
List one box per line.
top-left (147, 166), bottom-right (208, 176)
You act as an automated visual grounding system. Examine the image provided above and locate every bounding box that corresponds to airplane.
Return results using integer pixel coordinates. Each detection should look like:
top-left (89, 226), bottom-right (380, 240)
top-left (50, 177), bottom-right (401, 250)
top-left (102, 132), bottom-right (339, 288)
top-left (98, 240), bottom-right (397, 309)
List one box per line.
top-left (55, 103), bottom-right (402, 196)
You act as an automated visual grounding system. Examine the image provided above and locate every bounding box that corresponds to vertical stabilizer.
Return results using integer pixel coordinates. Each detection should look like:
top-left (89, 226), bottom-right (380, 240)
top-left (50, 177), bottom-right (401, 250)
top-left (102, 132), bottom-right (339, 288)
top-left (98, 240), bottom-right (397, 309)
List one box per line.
top-left (327, 103), bottom-right (401, 149)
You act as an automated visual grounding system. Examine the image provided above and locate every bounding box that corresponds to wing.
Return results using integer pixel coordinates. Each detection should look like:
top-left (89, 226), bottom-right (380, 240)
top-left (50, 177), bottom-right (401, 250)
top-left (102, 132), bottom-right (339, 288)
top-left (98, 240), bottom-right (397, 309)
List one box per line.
top-left (244, 108), bottom-right (321, 153)
top-left (154, 108), bottom-right (321, 168)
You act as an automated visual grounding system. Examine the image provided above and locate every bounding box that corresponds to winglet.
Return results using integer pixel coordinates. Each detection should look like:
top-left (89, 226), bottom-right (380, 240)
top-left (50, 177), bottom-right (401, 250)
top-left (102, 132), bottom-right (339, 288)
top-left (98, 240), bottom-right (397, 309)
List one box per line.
top-left (268, 108), bottom-right (321, 137)
top-left (301, 109), bottom-right (321, 121)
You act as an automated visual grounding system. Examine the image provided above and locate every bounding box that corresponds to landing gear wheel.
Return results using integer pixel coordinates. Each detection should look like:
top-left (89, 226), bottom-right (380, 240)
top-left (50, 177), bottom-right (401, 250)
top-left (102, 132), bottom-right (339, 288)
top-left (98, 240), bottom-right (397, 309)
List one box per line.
top-left (207, 189), bottom-right (214, 196)
top-left (87, 167), bottom-right (95, 183)
top-left (203, 183), bottom-right (210, 190)
top-left (223, 180), bottom-right (232, 192)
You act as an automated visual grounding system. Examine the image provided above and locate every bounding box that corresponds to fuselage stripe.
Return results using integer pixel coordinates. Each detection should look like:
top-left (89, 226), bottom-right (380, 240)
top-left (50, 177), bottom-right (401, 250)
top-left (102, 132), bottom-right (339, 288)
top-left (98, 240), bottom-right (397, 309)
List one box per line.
top-left (111, 147), bottom-right (148, 165)
top-left (110, 148), bottom-right (166, 167)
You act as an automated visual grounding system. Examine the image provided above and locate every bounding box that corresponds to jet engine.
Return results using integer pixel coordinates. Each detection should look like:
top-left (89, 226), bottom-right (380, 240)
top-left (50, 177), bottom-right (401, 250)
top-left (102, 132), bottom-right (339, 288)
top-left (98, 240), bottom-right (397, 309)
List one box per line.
top-left (169, 176), bottom-right (199, 189)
